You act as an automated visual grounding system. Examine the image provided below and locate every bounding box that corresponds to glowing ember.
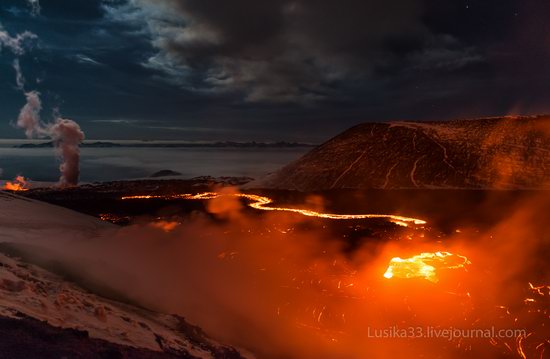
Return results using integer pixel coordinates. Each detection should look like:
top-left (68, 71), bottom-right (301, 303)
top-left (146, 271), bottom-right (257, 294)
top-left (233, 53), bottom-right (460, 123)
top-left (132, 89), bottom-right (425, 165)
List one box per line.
top-left (528, 282), bottom-right (550, 297)
top-left (99, 213), bottom-right (130, 225)
top-left (149, 220), bottom-right (180, 232)
top-left (2, 176), bottom-right (29, 191)
top-left (121, 192), bottom-right (427, 227)
top-left (383, 251), bottom-right (471, 283)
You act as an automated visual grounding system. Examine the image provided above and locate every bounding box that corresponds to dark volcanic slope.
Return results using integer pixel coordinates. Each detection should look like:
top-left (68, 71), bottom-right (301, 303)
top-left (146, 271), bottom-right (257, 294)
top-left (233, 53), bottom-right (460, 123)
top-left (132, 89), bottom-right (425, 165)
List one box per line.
top-left (0, 315), bottom-right (190, 359)
top-left (252, 116), bottom-right (550, 190)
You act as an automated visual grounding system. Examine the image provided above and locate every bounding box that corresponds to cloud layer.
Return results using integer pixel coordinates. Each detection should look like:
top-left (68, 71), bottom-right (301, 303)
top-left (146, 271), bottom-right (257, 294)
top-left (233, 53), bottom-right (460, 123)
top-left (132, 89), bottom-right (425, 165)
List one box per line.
top-left (108, 0), bottom-right (481, 103)
top-left (1, 0), bottom-right (550, 142)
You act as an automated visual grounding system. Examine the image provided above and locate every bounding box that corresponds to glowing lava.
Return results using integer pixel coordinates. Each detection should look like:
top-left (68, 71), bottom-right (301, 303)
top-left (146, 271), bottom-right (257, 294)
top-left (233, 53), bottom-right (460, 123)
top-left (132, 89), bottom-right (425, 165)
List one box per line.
top-left (383, 251), bottom-right (471, 283)
top-left (2, 176), bottom-right (29, 191)
top-left (121, 192), bottom-right (427, 227)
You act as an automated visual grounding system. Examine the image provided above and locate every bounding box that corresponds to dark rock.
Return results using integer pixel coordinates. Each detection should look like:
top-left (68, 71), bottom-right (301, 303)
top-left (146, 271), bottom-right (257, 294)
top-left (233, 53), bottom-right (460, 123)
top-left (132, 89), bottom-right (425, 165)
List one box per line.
top-left (150, 170), bottom-right (183, 178)
top-left (252, 116), bottom-right (550, 190)
top-left (0, 315), bottom-right (193, 358)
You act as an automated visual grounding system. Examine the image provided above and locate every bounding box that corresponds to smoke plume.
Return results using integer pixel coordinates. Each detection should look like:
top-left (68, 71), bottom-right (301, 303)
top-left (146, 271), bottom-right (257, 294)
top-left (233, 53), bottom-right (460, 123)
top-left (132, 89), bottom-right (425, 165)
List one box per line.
top-left (13, 59), bottom-right (25, 90)
top-left (16, 91), bottom-right (42, 138)
top-left (1, 21), bottom-right (85, 186)
top-left (0, 23), bottom-right (35, 181)
top-left (13, 70), bottom-right (85, 186)
top-left (48, 118), bottom-right (85, 186)
top-left (15, 96), bottom-right (85, 186)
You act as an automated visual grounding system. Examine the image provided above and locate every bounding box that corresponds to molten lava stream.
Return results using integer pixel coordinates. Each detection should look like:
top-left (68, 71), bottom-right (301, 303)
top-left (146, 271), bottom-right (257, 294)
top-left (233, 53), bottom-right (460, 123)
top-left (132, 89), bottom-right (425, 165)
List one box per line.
top-left (121, 191), bottom-right (427, 227)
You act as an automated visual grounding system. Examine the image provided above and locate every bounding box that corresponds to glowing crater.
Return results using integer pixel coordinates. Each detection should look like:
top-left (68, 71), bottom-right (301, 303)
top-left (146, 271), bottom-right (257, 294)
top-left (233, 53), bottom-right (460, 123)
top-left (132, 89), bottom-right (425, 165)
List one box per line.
top-left (383, 251), bottom-right (471, 283)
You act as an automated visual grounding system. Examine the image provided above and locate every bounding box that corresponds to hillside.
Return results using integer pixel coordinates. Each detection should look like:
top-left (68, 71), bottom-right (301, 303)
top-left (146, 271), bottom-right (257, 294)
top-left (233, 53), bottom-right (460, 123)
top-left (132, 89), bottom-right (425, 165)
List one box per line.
top-left (250, 116), bottom-right (550, 190)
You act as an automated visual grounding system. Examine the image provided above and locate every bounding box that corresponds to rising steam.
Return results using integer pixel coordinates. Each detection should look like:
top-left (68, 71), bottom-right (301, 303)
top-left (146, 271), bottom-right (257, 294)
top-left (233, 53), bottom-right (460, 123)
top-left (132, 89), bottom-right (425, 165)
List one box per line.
top-left (48, 117), bottom-right (85, 186)
top-left (16, 91), bottom-right (42, 138)
top-left (2, 21), bottom-right (85, 186)
top-left (14, 93), bottom-right (85, 186)
top-left (13, 59), bottom-right (25, 90)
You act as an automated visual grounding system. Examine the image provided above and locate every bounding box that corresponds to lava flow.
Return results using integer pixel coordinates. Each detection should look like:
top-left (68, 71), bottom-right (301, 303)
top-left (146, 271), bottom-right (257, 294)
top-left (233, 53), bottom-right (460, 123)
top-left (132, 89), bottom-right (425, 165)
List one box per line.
top-left (2, 176), bottom-right (29, 191)
top-left (116, 190), bottom-right (548, 358)
top-left (383, 251), bottom-right (471, 283)
top-left (121, 191), bottom-right (427, 227)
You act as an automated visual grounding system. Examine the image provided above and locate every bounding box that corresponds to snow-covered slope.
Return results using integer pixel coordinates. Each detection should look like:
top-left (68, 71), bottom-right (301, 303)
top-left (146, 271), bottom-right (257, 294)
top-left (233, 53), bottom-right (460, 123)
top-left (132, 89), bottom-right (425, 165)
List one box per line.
top-left (249, 116), bottom-right (550, 190)
top-left (0, 191), bottom-right (245, 358)
top-left (0, 191), bottom-right (115, 245)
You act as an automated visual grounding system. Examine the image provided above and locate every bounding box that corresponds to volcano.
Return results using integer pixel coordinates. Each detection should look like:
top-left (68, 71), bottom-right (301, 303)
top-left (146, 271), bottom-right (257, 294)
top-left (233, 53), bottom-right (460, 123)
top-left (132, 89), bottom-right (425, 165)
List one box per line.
top-left (250, 116), bottom-right (550, 191)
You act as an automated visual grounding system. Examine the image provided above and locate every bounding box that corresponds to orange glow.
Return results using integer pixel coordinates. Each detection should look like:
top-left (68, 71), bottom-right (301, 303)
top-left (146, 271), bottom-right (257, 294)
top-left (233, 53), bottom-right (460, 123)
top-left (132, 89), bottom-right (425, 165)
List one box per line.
top-left (2, 176), bottom-right (29, 191)
top-left (383, 251), bottom-right (471, 283)
top-left (88, 189), bottom-right (547, 357)
top-left (121, 192), bottom-right (427, 227)
top-left (149, 220), bottom-right (180, 232)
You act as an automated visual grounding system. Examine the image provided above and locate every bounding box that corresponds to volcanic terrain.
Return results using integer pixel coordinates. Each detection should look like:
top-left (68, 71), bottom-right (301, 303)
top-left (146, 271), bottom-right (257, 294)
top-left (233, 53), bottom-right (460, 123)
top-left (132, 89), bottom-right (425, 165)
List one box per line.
top-left (251, 116), bottom-right (550, 191)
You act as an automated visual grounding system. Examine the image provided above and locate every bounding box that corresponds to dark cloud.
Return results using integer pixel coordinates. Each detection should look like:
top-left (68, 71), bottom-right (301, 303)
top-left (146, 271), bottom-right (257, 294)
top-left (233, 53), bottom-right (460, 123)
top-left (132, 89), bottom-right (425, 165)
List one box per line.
top-left (127, 0), bottom-right (479, 103)
top-left (1, 0), bottom-right (549, 142)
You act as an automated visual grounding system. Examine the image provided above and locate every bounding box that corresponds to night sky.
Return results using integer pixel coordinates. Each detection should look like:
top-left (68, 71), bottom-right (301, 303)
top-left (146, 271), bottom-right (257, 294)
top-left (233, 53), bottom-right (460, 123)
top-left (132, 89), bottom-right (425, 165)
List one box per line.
top-left (0, 0), bottom-right (549, 142)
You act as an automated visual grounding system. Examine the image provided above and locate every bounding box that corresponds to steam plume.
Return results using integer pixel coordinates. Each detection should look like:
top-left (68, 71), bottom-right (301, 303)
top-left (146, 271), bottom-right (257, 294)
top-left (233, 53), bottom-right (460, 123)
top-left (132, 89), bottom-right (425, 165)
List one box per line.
top-left (15, 96), bottom-right (85, 186)
top-left (3, 23), bottom-right (85, 186)
top-left (16, 91), bottom-right (43, 138)
top-left (13, 59), bottom-right (25, 90)
top-left (49, 118), bottom-right (85, 186)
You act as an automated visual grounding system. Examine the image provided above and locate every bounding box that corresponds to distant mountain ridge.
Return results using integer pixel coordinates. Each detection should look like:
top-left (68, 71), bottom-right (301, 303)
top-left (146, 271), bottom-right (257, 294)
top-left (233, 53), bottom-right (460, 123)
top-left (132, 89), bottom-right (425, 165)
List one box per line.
top-left (15, 141), bottom-right (315, 149)
top-left (250, 116), bottom-right (550, 190)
